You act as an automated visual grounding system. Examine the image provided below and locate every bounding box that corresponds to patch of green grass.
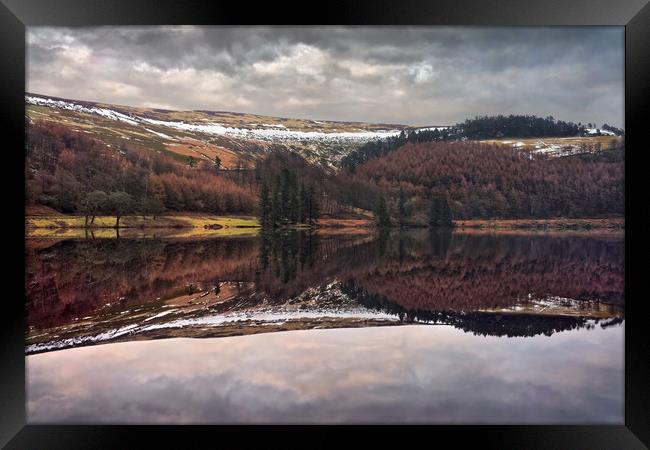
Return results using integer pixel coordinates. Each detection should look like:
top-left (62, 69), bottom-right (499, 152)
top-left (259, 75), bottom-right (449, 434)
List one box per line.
top-left (171, 215), bottom-right (259, 228)
top-left (26, 214), bottom-right (261, 238)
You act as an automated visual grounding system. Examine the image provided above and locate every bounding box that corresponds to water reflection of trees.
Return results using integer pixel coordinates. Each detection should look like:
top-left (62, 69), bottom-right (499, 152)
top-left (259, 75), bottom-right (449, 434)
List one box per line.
top-left (254, 230), bottom-right (369, 300)
top-left (26, 238), bottom-right (259, 329)
top-left (26, 230), bottom-right (623, 333)
top-left (26, 232), bottom-right (367, 328)
top-left (259, 229), bottom-right (319, 284)
top-left (344, 230), bottom-right (623, 313)
top-left (341, 281), bottom-right (608, 337)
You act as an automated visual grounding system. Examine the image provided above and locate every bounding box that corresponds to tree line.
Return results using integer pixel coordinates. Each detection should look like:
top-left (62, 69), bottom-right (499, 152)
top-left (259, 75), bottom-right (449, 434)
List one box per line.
top-left (340, 127), bottom-right (456, 171)
top-left (599, 124), bottom-right (625, 136)
top-left (373, 190), bottom-right (453, 228)
top-left (340, 114), bottom-right (624, 172)
top-left (457, 114), bottom-right (586, 139)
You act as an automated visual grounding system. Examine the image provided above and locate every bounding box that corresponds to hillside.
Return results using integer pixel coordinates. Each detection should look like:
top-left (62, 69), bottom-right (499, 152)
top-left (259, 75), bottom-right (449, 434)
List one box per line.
top-left (25, 93), bottom-right (625, 225)
top-left (341, 114), bottom-right (623, 170)
top-left (26, 93), bottom-right (423, 170)
top-left (24, 119), bottom-right (376, 222)
top-left (340, 140), bottom-right (624, 222)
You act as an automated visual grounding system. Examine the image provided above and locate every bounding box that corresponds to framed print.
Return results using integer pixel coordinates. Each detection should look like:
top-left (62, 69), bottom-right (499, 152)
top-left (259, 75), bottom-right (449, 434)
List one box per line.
top-left (1, 0), bottom-right (648, 447)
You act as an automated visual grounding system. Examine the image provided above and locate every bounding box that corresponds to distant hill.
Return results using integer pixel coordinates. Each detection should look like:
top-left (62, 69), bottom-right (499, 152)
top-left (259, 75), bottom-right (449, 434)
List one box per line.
top-left (26, 93), bottom-right (423, 170)
top-left (341, 114), bottom-right (624, 171)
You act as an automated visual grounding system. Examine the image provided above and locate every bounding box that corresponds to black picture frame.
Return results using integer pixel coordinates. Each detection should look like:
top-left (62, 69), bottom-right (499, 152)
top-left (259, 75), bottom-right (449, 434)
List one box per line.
top-left (1, 0), bottom-right (647, 447)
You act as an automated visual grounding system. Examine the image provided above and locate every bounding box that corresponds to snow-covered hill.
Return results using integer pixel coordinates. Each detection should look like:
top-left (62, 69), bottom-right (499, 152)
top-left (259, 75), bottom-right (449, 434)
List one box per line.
top-left (27, 93), bottom-right (435, 169)
top-left (26, 94), bottom-right (406, 143)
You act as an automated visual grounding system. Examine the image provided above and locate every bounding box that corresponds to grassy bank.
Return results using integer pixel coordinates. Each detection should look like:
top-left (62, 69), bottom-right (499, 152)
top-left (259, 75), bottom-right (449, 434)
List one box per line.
top-left (27, 210), bottom-right (619, 239)
top-left (26, 213), bottom-right (261, 238)
top-left (25, 211), bottom-right (377, 239)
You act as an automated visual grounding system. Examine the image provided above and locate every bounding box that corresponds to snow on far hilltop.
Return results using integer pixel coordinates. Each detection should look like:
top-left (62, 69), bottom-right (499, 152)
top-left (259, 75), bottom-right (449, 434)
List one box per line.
top-left (26, 94), bottom-right (404, 144)
top-left (139, 117), bottom-right (403, 142)
top-left (586, 128), bottom-right (616, 136)
top-left (26, 95), bottom-right (138, 126)
top-left (413, 126), bottom-right (451, 132)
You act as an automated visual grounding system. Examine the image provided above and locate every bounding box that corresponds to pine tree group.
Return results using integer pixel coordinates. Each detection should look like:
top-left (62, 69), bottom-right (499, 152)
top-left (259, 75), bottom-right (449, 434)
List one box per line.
top-left (259, 169), bottom-right (319, 228)
top-left (428, 194), bottom-right (453, 227)
top-left (375, 196), bottom-right (391, 228)
top-left (397, 187), bottom-right (407, 227)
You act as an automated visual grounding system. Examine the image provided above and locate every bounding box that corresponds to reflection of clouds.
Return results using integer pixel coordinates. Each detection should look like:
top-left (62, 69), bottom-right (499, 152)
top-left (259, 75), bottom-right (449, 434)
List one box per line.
top-left (27, 325), bottom-right (623, 424)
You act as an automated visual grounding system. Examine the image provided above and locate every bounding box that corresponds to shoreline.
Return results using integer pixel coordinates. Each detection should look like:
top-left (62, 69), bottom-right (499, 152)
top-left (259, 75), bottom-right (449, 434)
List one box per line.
top-left (25, 212), bottom-right (623, 239)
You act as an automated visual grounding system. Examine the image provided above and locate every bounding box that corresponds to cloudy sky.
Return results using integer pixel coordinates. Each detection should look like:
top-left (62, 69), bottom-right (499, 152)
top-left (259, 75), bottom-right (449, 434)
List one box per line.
top-left (27, 26), bottom-right (624, 127)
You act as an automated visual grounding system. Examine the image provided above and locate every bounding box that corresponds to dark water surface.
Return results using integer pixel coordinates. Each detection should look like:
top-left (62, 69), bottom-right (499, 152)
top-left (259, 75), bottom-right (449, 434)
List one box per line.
top-left (25, 229), bottom-right (624, 423)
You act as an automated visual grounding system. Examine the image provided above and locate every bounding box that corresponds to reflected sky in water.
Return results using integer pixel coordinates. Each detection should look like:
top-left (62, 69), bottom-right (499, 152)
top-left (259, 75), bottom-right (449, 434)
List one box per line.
top-left (27, 324), bottom-right (624, 424)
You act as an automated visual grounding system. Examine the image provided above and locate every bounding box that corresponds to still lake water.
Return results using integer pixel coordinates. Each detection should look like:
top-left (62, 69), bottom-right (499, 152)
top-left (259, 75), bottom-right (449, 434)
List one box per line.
top-left (25, 229), bottom-right (624, 424)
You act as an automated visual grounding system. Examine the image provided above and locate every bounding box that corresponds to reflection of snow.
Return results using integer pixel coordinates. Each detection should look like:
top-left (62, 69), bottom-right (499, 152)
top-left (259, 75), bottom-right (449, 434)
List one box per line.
top-left (141, 309), bottom-right (398, 332)
top-left (144, 310), bottom-right (176, 321)
top-left (479, 295), bottom-right (623, 317)
top-left (26, 281), bottom-right (398, 356)
top-left (26, 308), bottom-right (398, 354)
top-left (26, 323), bottom-right (139, 353)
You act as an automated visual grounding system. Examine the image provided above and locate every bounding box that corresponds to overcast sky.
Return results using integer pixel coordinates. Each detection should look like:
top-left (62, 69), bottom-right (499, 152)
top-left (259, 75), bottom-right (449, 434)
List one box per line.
top-left (27, 26), bottom-right (624, 127)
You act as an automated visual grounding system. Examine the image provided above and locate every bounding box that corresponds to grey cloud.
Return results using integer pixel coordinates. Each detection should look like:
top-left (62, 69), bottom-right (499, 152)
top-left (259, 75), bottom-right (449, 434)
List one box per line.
top-left (27, 26), bottom-right (624, 127)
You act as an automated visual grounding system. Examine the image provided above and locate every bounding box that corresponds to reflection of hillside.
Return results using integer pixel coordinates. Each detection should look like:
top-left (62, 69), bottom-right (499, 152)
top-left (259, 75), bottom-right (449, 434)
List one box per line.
top-left (26, 230), bottom-right (624, 333)
top-left (26, 238), bottom-right (259, 328)
top-left (342, 282), bottom-right (617, 338)
top-left (25, 233), bottom-right (371, 329)
top-left (342, 230), bottom-right (624, 313)
top-left (435, 312), bottom-right (609, 338)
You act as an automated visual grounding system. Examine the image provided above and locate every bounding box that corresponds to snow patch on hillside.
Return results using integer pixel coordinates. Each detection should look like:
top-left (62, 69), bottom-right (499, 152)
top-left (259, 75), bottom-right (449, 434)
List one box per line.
top-left (27, 95), bottom-right (139, 126)
top-left (140, 117), bottom-right (403, 143)
top-left (27, 94), bottom-right (404, 144)
top-left (414, 126), bottom-right (451, 132)
top-left (144, 128), bottom-right (175, 140)
top-left (586, 128), bottom-right (616, 136)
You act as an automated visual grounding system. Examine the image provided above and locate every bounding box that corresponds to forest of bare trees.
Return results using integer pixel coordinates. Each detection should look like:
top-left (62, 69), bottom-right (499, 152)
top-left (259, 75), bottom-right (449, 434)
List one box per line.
top-left (25, 121), bottom-right (257, 218)
top-left (344, 140), bottom-right (624, 221)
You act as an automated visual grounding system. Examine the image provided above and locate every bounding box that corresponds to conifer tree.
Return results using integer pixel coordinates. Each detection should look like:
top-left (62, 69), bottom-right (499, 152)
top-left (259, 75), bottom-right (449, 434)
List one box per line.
top-left (398, 187), bottom-right (407, 227)
top-left (429, 194), bottom-right (453, 227)
top-left (307, 186), bottom-right (319, 224)
top-left (428, 196), bottom-right (441, 227)
top-left (375, 196), bottom-right (390, 228)
top-left (299, 183), bottom-right (308, 223)
top-left (259, 182), bottom-right (270, 228)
